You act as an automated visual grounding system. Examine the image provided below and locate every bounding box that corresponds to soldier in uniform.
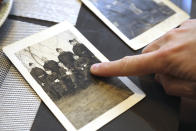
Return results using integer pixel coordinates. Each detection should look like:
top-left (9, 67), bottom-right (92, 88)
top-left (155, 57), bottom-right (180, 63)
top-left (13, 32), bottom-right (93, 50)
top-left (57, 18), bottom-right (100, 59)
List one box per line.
top-left (44, 70), bottom-right (67, 101)
top-left (29, 63), bottom-right (46, 86)
top-left (44, 70), bottom-right (62, 100)
top-left (43, 59), bottom-right (59, 74)
top-left (29, 63), bottom-right (57, 100)
top-left (69, 39), bottom-right (99, 65)
top-left (58, 62), bottom-right (75, 93)
top-left (69, 39), bottom-right (100, 87)
top-left (56, 48), bottom-right (75, 70)
top-left (42, 57), bottom-right (75, 95)
top-left (56, 48), bottom-right (88, 89)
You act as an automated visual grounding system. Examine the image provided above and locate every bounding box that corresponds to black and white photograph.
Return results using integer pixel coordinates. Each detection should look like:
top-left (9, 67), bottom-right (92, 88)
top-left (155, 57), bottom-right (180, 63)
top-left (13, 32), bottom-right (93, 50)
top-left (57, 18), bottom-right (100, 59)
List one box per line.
top-left (82, 0), bottom-right (189, 50)
top-left (3, 22), bottom-right (145, 131)
top-left (15, 30), bottom-right (134, 129)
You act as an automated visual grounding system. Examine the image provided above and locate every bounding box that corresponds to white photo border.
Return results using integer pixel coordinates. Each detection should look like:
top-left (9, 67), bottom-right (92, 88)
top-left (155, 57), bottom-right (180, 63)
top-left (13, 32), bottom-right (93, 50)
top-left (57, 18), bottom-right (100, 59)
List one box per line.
top-left (81, 0), bottom-right (190, 50)
top-left (3, 21), bottom-right (145, 131)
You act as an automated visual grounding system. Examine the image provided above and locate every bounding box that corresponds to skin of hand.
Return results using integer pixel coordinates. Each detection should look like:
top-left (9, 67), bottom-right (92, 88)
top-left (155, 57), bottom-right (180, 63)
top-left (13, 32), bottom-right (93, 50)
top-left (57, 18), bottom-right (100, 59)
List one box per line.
top-left (90, 19), bottom-right (196, 99)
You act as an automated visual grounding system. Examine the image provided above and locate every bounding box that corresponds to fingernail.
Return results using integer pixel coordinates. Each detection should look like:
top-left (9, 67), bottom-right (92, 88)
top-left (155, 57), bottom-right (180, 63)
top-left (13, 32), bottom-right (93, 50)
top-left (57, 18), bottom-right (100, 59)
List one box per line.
top-left (91, 63), bottom-right (101, 71)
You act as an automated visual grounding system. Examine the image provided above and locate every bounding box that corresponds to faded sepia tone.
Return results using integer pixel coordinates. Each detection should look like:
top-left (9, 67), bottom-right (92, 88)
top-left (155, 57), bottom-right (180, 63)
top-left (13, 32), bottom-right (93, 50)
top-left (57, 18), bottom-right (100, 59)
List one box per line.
top-left (90, 0), bottom-right (175, 39)
top-left (15, 30), bottom-right (133, 129)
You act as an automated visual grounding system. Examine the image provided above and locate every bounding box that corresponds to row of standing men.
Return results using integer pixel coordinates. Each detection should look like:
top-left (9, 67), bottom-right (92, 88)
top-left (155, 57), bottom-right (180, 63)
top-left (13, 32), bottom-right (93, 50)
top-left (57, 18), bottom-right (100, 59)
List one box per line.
top-left (30, 39), bottom-right (100, 101)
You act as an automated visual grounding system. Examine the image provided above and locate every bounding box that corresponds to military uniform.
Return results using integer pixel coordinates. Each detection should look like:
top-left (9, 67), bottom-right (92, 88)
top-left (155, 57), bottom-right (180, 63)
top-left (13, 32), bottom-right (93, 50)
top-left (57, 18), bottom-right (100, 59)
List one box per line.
top-left (30, 67), bottom-right (46, 86)
top-left (43, 59), bottom-right (75, 96)
top-left (58, 51), bottom-right (75, 70)
top-left (73, 43), bottom-right (100, 87)
top-left (43, 60), bottom-right (59, 73)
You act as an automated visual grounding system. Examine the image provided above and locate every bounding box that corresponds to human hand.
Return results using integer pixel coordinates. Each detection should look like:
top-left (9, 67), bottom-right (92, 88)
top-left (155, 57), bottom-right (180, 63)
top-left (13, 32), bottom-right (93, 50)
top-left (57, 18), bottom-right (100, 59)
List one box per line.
top-left (90, 19), bottom-right (196, 99)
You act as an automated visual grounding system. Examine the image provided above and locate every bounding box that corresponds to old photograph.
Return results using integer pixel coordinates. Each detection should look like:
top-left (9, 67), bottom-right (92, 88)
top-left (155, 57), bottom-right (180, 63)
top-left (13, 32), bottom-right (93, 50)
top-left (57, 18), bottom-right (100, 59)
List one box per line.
top-left (15, 29), bottom-right (133, 129)
top-left (3, 22), bottom-right (145, 130)
top-left (82, 0), bottom-right (189, 50)
top-left (88, 0), bottom-right (175, 39)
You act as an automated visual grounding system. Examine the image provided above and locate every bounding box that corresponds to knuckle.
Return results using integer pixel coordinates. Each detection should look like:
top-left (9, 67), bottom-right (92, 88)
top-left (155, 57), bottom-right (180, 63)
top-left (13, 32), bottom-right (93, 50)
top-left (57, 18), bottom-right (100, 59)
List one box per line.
top-left (142, 47), bottom-right (148, 53)
top-left (185, 85), bottom-right (196, 98)
top-left (175, 27), bottom-right (188, 33)
top-left (120, 56), bottom-right (130, 66)
top-left (164, 87), bottom-right (173, 96)
top-left (165, 30), bottom-right (177, 40)
top-left (159, 76), bottom-right (175, 95)
top-left (155, 50), bottom-right (170, 71)
top-left (181, 19), bottom-right (194, 27)
top-left (121, 56), bottom-right (130, 62)
top-left (185, 19), bottom-right (193, 24)
top-left (182, 20), bottom-right (192, 25)
top-left (120, 56), bottom-right (130, 72)
top-left (163, 85), bottom-right (177, 96)
top-left (142, 43), bottom-right (160, 53)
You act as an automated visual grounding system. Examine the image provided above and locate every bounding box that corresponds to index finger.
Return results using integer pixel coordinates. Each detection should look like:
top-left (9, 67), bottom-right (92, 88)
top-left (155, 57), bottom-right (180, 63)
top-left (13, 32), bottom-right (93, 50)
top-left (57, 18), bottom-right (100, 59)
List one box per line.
top-left (90, 51), bottom-right (163, 76)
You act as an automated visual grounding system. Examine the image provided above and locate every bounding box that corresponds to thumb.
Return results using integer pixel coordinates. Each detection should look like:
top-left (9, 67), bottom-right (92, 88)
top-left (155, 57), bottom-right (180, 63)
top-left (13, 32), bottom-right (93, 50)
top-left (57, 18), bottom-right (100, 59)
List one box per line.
top-left (90, 52), bottom-right (163, 76)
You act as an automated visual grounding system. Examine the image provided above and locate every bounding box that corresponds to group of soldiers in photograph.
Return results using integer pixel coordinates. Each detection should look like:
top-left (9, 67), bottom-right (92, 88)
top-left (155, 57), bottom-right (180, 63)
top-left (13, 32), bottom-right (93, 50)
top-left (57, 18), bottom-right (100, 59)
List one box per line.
top-left (30, 39), bottom-right (100, 101)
